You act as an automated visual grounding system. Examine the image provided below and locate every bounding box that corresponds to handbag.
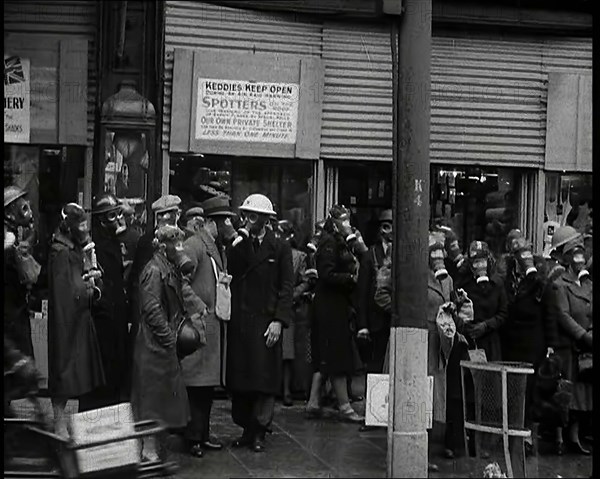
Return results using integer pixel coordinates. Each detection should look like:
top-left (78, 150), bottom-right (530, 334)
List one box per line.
top-left (210, 256), bottom-right (232, 321)
top-left (467, 341), bottom-right (487, 363)
top-left (176, 316), bottom-right (204, 359)
top-left (577, 352), bottom-right (593, 382)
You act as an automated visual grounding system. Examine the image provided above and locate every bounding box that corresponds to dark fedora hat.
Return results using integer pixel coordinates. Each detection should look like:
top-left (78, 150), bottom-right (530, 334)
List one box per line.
top-left (200, 196), bottom-right (235, 217)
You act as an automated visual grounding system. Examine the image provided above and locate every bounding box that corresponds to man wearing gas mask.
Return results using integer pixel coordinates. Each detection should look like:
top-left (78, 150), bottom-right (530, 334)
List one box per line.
top-left (84, 194), bottom-right (130, 409)
top-left (179, 198), bottom-right (237, 458)
top-left (4, 186), bottom-right (41, 358)
top-left (356, 209), bottom-right (393, 376)
top-left (457, 241), bottom-right (508, 362)
top-left (552, 227), bottom-right (593, 456)
top-left (226, 194), bottom-right (294, 453)
top-left (500, 231), bottom-right (559, 452)
top-left (48, 203), bottom-right (106, 437)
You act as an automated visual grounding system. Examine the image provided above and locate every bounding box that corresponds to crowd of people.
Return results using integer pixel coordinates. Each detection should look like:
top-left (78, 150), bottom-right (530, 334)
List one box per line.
top-left (3, 184), bottom-right (593, 465)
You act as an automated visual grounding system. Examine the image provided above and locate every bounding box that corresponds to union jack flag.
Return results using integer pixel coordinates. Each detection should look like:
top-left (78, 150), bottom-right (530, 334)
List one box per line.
top-left (4, 56), bottom-right (25, 86)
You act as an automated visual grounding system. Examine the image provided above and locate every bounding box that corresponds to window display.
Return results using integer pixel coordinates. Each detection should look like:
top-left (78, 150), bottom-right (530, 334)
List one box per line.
top-left (431, 166), bottom-right (523, 259)
top-left (170, 155), bottom-right (313, 248)
top-left (543, 173), bottom-right (592, 255)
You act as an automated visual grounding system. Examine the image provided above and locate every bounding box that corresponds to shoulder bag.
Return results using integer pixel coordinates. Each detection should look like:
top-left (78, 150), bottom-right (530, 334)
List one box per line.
top-left (210, 255), bottom-right (232, 321)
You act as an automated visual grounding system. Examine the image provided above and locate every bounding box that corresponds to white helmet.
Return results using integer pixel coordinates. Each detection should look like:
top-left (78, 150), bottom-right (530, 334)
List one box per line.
top-left (239, 194), bottom-right (276, 216)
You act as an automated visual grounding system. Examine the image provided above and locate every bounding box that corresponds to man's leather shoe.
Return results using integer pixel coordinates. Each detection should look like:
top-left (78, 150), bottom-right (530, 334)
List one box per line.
top-left (251, 437), bottom-right (265, 453)
top-left (201, 439), bottom-right (223, 451)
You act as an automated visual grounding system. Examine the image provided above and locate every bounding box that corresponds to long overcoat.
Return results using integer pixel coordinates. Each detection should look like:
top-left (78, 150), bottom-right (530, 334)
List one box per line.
top-left (226, 230), bottom-right (294, 395)
top-left (47, 232), bottom-right (105, 398)
top-left (456, 274), bottom-right (507, 362)
top-left (554, 271), bottom-right (593, 411)
top-left (501, 270), bottom-right (558, 365)
top-left (311, 231), bottom-right (359, 376)
top-left (130, 253), bottom-right (190, 428)
top-left (180, 229), bottom-right (224, 388)
top-left (427, 271), bottom-right (454, 424)
top-left (92, 227), bottom-right (129, 399)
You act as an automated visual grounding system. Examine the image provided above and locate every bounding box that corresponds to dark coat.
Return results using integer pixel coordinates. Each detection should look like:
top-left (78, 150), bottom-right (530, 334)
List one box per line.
top-left (92, 227), bottom-right (129, 399)
top-left (457, 274), bottom-right (508, 362)
top-left (553, 271), bottom-right (593, 412)
top-left (4, 243), bottom-right (34, 358)
top-left (226, 230), bottom-right (294, 395)
top-left (130, 252), bottom-right (190, 428)
top-left (47, 232), bottom-right (105, 398)
top-left (356, 242), bottom-right (391, 334)
top-left (312, 231), bottom-right (360, 375)
top-left (501, 268), bottom-right (558, 366)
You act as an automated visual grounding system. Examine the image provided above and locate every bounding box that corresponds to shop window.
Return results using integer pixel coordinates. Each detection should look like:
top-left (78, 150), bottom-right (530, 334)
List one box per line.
top-left (336, 162), bottom-right (393, 247)
top-left (544, 172), bottom-right (592, 235)
top-left (169, 155), bottom-right (313, 247)
top-left (4, 144), bottom-right (85, 290)
top-left (431, 166), bottom-right (524, 259)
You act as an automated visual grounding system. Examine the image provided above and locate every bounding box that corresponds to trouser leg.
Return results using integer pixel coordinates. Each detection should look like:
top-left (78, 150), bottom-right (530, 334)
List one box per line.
top-left (186, 387), bottom-right (214, 443)
top-left (253, 393), bottom-right (275, 438)
top-left (231, 392), bottom-right (255, 435)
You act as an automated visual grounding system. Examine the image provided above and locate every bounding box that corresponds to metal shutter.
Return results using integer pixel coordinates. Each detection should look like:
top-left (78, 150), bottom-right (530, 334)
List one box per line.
top-left (162, 1), bottom-right (322, 151)
top-left (320, 22), bottom-right (393, 162)
top-left (4, 0), bottom-right (98, 146)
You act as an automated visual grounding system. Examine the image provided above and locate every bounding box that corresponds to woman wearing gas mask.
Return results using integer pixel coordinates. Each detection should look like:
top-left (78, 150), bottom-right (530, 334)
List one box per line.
top-left (552, 227), bottom-right (593, 455)
top-left (131, 224), bottom-right (196, 460)
top-left (48, 203), bottom-right (105, 437)
top-left (456, 241), bottom-right (507, 362)
top-left (305, 205), bottom-right (364, 423)
top-left (85, 194), bottom-right (130, 410)
top-left (500, 230), bottom-right (558, 453)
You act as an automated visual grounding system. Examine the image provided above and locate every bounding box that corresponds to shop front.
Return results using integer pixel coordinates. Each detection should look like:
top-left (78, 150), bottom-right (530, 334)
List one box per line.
top-left (161, 2), bottom-right (592, 257)
top-left (4, 0), bottom-right (98, 387)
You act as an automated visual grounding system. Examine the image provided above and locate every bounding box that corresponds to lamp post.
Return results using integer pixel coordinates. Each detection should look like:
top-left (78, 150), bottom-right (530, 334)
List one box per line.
top-left (99, 80), bottom-right (157, 232)
top-left (388, 0), bottom-right (432, 477)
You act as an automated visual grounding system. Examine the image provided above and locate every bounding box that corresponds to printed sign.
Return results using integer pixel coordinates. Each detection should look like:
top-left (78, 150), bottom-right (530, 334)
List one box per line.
top-left (195, 79), bottom-right (299, 144)
top-left (365, 374), bottom-right (434, 429)
top-left (4, 55), bottom-right (30, 143)
top-left (70, 403), bottom-right (139, 474)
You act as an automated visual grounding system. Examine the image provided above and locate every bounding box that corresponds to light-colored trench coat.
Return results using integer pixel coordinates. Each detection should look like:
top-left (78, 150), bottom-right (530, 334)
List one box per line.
top-left (427, 271), bottom-right (454, 424)
top-left (180, 229), bottom-right (226, 388)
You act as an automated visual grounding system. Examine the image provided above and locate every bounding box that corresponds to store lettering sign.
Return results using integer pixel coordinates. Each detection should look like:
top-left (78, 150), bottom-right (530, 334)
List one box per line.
top-left (196, 79), bottom-right (299, 144)
top-left (4, 55), bottom-right (30, 143)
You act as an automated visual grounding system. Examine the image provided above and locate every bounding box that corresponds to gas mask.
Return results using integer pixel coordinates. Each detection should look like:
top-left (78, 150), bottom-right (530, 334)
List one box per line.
top-left (430, 248), bottom-right (449, 280)
top-left (72, 219), bottom-right (92, 246)
top-left (471, 258), bottom-right (489, 284)
top-left (446, 239), bottom-right (464, 267)
top-left (569, 248), bottom-right (589, 281)
top-left (165, 239), bottom-right (194, 277)
top-left (514, 247), bottom-right (537, 277)
top-left (333, 217), bottom-right (353, 239)
top-left (156, 209), bottom-right (181, 229)
top-left (380, 222), bottom-right (393, 243)
top-left (5, 197), bottom-right (34, 230)
top-left (218, 217), bottom-right (237, 242)
top-left (307, 228), bottom-right (324, 253)
top-left (243, 211), bottom-right (269, 236)
top-left (100, 209), bottom-right (127, 237)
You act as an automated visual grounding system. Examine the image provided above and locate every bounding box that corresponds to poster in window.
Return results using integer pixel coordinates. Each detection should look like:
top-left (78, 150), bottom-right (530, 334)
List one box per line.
top-left (4, 55), bottom-right (31, 143)
top-left (195, 79), bottom-right (299, 144)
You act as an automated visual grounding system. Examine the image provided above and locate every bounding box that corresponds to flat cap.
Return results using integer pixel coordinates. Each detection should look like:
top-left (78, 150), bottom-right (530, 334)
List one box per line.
top-left (152, 195), bottom-right (181, 214)
top-left (184, 207), bottom-right (205, 220)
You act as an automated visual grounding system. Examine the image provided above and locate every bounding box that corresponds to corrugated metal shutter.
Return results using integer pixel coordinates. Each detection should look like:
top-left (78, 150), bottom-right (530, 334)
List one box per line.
top-left (431, 32), bottom-right (592, 168)
top-left (320, 23), bottom-right (393, 162)
top-left (4, 0), bottom-right (98, 146)
top-left (162, 1), bottom-right (322, 151)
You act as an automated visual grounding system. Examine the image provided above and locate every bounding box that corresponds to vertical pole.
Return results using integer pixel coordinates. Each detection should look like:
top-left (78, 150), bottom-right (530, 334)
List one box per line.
top-left (388, 0), bottom-right (432, 477)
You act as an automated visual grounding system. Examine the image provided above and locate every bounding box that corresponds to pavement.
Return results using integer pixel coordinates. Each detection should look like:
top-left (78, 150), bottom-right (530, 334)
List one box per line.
top-left (9, 396), bottom-right (593, 478)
